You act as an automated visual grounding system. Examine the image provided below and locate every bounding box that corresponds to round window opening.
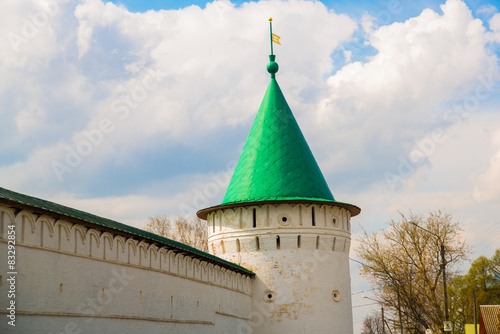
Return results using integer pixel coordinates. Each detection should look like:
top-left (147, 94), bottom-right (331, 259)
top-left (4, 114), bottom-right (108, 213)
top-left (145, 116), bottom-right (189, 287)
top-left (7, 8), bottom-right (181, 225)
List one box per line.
top-left (264, 289), bottom-right (276, 303)
top-left (332, 289), bottom-right (341, 302)
top-left (332, 217), bottom-right (338, 226)
top-left (278, 214), bottom-right (291, 226)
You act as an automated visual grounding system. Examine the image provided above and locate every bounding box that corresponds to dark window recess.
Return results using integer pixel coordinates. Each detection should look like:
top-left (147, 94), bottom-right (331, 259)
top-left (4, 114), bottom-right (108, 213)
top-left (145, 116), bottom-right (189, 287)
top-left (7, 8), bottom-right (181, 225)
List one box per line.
top-left (256, 237), bottom-right (260, 251)
top-left (276, 235), bottom-right (281, 250)
top-left (297, 235), bottom-right (301, 248)
top-left (253, 209), bottom-right (257, 228)
top-left (312, 207), bottom-right (316, 226)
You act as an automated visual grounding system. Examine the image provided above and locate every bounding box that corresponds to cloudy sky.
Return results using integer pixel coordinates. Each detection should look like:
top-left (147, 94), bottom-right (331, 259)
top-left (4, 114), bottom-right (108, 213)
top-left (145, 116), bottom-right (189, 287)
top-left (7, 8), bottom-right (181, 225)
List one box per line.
top-left (2, 0), bottom-right (500, 331)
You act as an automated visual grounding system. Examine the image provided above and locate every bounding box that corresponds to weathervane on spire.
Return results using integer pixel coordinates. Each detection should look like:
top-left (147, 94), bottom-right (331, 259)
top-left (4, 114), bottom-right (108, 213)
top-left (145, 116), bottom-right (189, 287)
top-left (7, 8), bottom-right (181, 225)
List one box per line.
top-left (269, 18), bottom-right (281, 56)
top-left (268, 18), bottom-right (280, 78)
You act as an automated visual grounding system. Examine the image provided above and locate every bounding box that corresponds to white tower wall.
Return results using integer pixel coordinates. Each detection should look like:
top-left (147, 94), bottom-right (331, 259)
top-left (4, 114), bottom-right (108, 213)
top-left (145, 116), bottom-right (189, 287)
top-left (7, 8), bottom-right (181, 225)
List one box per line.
top-left (207, 203), bottom-right (354, 334)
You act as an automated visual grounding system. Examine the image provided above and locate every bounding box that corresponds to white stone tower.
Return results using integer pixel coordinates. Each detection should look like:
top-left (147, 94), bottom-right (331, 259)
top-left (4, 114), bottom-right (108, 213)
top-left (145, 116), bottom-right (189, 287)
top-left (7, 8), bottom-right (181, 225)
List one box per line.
top-left (198, 25), bottom-right (360, 333)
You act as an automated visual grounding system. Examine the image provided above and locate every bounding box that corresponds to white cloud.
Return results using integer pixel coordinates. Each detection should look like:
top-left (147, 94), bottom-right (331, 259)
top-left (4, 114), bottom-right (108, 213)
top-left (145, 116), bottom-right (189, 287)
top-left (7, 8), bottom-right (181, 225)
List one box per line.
top-left (360, 14), bottom-right (377, 35)
top-left (476, 4), bottom-right (497, 16)
top-left (487, 11), bottom-right (500, 42)
top-left (473, 128), bottom-right (500, 202)
top-left (0, 0), bottom-right (358, 193)
top-left (76, 19), bottom-right (93, 58)
top-left (327, 0), bottom-right (493, 116)
top-left (305, 0), bottom-right (497, 185)
top-left (2, 1), bottom-right (500, 330)
top-left (0, 0), bottom-right (497, 234)
top-left (345, 109), bottom-right (500, 263)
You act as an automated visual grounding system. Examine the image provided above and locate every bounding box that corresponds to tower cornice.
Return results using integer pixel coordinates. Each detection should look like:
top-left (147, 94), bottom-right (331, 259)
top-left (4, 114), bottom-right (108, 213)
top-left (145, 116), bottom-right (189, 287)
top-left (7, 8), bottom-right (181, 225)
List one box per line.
top-left (197, 199), bottom-right (360, 220)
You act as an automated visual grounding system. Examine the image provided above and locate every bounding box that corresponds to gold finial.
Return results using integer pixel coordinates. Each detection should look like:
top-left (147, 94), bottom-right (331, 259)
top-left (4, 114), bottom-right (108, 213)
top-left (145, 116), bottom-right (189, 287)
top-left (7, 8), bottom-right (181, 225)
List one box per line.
top-left (269, 17), bottom-right (272, 22)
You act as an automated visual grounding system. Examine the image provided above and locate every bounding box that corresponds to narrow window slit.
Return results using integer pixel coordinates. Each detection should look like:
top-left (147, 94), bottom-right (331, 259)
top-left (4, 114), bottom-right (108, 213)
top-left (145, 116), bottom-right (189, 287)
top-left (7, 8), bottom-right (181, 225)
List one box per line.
top-left (256, 236), bottom-right (260, 251)
top-left (312, 207), bottom-right (316, 226)
top-left (253, 208), bottom-right (256, 228)
top-left (316, 236), bottom-right (320, 250)
top-left (297, 235), bottom-right (301, 249)
top-left (276, 235), bottom-right (280, 250)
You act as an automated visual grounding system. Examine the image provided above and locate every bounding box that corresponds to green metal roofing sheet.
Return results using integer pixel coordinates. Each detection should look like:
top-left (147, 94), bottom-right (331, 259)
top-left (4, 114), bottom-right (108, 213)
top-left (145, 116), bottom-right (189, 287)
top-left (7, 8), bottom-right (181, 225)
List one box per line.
top-left (222, 75), bottom-right (334, 205)
top-left (0, 186), bottom-right (254, 276)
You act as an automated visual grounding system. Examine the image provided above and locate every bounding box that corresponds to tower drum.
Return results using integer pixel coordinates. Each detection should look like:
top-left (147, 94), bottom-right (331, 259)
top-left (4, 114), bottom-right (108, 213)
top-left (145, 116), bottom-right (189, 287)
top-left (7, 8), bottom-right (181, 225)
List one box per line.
top-left (206, 202), bottom-right (354, 334)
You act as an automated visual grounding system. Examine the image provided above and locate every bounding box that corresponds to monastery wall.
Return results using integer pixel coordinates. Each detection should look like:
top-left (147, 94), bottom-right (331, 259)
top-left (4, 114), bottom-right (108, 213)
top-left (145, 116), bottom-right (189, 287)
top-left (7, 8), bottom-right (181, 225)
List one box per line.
top-left (0, 204), bottom-right (252, 333)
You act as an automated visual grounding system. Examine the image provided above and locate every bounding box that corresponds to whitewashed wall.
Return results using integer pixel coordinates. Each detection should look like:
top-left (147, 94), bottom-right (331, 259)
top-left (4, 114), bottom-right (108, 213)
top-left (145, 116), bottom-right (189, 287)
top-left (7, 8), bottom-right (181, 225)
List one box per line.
top-left (0, 205), bottom-right (252, 333)
top-left (208, 203), bottom-right (354, 334)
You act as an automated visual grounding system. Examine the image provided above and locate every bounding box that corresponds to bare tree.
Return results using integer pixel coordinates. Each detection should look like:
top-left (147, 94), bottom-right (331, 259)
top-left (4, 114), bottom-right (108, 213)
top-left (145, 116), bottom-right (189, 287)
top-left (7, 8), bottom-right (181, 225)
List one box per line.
top-left (144, 215), bottom-right (172, 237)
top-left (356, 210), bottom-right (470, 333)
top-left (174, 216), bottom-right (209, 252)
top-left (362, 312), bottom-right (385, 334)
top-left (144, 215), bottom-right (208, 252)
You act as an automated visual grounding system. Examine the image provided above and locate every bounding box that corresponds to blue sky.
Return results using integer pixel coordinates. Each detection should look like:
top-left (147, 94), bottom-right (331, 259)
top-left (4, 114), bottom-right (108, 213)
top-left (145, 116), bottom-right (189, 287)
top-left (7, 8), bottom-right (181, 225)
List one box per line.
top-left (109, 0), bottom-right (497, 25)
top-left (2, 0), bottom-right (500, 332)
top-left (112, 0), bottom-right (438, 18)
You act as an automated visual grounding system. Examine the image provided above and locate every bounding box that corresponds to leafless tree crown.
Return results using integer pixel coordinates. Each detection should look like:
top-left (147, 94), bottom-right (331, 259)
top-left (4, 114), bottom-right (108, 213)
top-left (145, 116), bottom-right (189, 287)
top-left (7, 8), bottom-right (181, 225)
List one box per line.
top-left (144, 215), bottom-right (208, 252)
top-left (356, 210), bottom-right (470, 333)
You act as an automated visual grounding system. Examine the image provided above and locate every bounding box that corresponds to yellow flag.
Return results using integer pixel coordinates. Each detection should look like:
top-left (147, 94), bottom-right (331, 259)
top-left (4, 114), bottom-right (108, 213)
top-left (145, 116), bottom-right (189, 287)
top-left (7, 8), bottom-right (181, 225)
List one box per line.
top-left (272, 33), bottom-right (281, 45)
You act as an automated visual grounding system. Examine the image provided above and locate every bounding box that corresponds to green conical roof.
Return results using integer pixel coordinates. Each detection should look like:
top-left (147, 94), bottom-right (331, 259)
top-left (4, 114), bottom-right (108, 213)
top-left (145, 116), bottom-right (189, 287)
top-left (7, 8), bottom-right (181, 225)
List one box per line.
top-left (197, 56), bottom-right (360, 219)
top-left (221, 59), bottom-right (334, 205)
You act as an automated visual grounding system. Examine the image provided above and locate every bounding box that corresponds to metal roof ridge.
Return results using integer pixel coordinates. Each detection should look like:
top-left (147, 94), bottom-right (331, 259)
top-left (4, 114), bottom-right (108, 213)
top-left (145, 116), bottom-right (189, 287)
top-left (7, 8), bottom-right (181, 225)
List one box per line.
top-left (0, 186), bottom-right (254, 276)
